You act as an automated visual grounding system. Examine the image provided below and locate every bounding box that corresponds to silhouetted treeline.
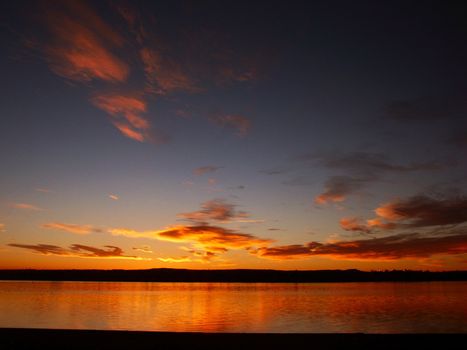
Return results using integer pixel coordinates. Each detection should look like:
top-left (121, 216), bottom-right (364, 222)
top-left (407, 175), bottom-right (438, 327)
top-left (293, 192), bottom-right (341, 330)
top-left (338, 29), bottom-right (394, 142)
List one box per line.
top-left (0, 268), bottom-right (466, 282)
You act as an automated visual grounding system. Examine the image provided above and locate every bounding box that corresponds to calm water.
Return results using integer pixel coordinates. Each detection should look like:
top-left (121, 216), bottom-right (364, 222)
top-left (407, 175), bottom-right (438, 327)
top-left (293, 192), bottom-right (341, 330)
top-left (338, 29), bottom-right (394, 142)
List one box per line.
top-left (0, 281), bottom-right (465, 333)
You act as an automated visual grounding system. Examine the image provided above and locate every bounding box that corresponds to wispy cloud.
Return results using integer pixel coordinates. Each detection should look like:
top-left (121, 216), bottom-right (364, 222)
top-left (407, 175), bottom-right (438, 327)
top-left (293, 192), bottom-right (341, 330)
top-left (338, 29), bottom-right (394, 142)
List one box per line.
top-left (311, 152), bottom-right (445, 204)
top-left (132, 245), bottom-right (153, 253)
top-left (42, 0), bottom-right (128, 82)
top-left (92, 93), bottom-right (155, 143)
top-left (8, 243), bottom-right (148, 260)
top-left (109, 194), bottom-right (119, 201)
top-left (25, 0), bottom-right (266, 146)
top-left (193, 166), bottom-right (223, 176)
top-left (11, 203), bottom-right (43, 211)
top-left (315, 176), bottom-right (365, 204)
top-left (252, 232), bottom-right (467, 261)
top-left (210, 115), bottom-right (251, 137)
top-left (35, 188), bottom-right (51, 193)
top-left (41, 222), bottom-right (103, 235)
top-left (140, 47), bottom-right (200, 95)
top-left (178, 199), bottom-right (253, 223)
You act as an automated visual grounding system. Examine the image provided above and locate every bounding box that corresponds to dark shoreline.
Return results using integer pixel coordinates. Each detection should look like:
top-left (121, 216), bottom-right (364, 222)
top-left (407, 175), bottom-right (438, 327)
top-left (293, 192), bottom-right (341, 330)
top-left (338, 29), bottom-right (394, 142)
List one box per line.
top-left (2, 328), bottom-right (466, 350)
top-left (1, 268), bottom-right (466, 283)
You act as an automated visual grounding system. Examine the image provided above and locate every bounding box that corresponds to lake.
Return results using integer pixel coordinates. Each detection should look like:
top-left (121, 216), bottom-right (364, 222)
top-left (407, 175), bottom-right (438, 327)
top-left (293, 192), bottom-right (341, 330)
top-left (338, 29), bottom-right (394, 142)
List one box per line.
top-left (0, 281), bottom-right (465, 333)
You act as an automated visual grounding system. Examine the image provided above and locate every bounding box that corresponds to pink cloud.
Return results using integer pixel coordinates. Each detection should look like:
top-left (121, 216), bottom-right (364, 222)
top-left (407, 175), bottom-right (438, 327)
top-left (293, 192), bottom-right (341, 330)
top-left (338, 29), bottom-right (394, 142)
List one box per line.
top-left (43, 1), bottom-right (128, 82)
top-left (92, 93), bottom-right (157, 143)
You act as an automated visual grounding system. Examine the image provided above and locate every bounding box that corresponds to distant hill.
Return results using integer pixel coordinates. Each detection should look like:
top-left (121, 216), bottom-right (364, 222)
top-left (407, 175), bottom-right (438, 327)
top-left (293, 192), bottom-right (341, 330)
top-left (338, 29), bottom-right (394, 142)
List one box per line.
top-left (0, 268), bottom-right (466, 282)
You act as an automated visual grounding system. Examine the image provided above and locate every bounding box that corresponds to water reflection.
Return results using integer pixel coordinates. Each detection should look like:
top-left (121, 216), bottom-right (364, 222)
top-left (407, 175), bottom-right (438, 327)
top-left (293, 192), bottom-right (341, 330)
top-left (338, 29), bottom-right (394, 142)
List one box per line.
top-left (0, 281), bottom-right (465, 333)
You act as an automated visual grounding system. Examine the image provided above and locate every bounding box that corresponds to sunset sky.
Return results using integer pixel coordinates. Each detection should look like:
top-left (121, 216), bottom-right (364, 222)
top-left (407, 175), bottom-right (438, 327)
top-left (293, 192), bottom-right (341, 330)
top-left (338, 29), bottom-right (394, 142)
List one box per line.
top-left (1, 0), bottom-right (466, 270)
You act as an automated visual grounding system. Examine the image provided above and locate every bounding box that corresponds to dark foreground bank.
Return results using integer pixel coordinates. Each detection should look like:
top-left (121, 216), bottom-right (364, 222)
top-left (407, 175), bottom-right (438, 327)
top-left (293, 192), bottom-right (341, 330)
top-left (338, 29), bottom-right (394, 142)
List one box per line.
top-left (2, 328), bottom-right (466, 350)
top-left (1, 268), bottom-right (466, 282)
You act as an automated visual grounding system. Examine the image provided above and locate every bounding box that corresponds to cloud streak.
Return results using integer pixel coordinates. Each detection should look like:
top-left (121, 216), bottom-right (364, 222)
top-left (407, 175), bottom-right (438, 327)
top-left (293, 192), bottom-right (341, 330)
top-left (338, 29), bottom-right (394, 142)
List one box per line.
top-left (252, 232), bottom-right (467, 261)
top-left (11, 203), bottom-right (43, 211)
top-left (193, 166), bottom-right (223, 176)
top-left (8, 243), bottom-right (147, 260)
top-left (41, 222), bottom-right (103, 235)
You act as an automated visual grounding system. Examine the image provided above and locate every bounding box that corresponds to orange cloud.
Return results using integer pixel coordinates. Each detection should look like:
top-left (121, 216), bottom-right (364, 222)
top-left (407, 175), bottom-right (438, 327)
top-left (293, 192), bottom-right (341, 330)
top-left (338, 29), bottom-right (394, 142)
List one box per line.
top-left (8, 243), bottom-right (148, 260)
top-left (210, 115), bottom-right (251, 137)
top-left (339, 217), bottom-right (396, 234)
top-left (156, 225), bottom-right (272, 252)
top-left (109, 194), bottom-right (119, 200)
top-left (252, 232), bottom-right (467, 261)
top-left (339, 217), bottom-right (372, 234)
top-left (43, 0), bottom-right (128, 82)
top-left (0, 224), bottom-right (5, 232)
top-left (12, 203), bottom-right (42, 211)
top-left (41, 222), bottom-right (102, 235)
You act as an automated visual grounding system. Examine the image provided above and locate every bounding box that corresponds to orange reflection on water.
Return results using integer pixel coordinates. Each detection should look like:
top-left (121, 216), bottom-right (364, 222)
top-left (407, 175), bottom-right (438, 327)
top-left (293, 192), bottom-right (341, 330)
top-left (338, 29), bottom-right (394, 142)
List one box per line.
top-left (0, 281), bottom-right (466, 333)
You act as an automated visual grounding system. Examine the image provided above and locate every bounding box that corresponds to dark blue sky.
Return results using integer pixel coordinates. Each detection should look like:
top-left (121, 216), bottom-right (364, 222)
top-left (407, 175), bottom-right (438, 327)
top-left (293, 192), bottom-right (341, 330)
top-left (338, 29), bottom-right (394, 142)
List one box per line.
top-left (1, 0), bottom-right (466, 270)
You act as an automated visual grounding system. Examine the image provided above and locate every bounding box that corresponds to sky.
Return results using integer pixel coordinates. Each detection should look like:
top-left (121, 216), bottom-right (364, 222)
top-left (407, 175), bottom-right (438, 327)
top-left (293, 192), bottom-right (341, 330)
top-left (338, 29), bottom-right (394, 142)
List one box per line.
top-left (0, 0), bottom-right (466, 270)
